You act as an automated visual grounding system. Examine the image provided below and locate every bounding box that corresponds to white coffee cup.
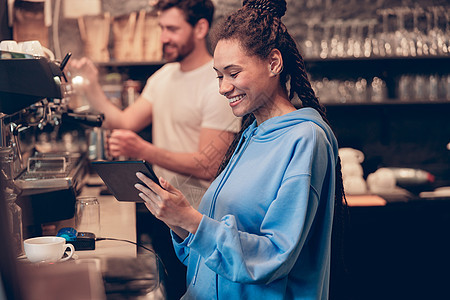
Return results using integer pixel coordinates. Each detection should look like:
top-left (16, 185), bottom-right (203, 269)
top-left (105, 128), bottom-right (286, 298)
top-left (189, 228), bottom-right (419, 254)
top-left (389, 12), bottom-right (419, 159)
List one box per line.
top-left (19, 40), bottom-right (45, 57)
top-left (0, 40), bottom-right (20, 52)
top-left (339, 148), bottom-right (365, 164)
top-left (24, 236), bottom-right (75, 263)
top-left (367, 168), bottom-right (396, 193)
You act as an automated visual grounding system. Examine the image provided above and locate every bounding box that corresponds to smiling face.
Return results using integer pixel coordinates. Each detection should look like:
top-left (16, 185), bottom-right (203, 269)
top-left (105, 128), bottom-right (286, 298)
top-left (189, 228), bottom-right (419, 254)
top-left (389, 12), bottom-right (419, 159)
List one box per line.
top-left (213, 39), bottom-right (280, 123)
top-left (159, 7), bottom-right (196, 62)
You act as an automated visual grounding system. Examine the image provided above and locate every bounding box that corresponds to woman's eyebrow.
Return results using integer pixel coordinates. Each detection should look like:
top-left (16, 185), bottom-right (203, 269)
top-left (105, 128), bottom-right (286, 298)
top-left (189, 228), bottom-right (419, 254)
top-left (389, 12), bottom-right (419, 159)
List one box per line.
top-left (213, 64), bottom-right (240, 71)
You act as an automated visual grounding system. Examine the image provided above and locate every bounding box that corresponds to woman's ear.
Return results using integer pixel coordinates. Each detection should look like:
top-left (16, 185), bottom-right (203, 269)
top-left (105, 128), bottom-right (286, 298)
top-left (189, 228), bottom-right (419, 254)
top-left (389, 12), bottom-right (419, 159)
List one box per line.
top-left (268, 48), bottom-right (283, 77)
top-left (194, 18), bottom-right (209, 39)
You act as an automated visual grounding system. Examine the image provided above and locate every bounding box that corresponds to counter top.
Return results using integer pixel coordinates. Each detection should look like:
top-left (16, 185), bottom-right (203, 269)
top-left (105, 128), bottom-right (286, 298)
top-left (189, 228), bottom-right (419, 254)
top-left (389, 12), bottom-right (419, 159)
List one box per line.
top-left (49, 181), bottom-right (137, 259)
top-left (72, 181), bottom-right (164, 299)
top-left (75, 184), bottom-right (137, 259)
top-left (18, 179), bottom-right (165, 300)
top-left (346, 194), bottom-right (386, 206)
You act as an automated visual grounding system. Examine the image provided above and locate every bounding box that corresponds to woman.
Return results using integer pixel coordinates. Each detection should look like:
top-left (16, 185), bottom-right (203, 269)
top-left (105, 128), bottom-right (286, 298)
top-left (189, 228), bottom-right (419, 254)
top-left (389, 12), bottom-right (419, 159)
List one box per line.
top-left (135, 0), bottom-right (346, 299)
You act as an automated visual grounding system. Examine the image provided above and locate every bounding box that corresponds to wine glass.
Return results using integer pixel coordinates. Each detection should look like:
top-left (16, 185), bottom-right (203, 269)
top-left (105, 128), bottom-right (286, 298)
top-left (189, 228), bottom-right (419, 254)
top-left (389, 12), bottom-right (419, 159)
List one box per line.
top-left (425, 10), bottom-right (439, 56)
top-left (303, 18), bottom-right (320, 58)
top-left (351, 20), bottom-right (364, 58)
top-left (392, 7), bottom-right (410, 57)
top-left (377, 8), bottom-right (394, 57)
top-left (431, 6), bottom-right (449, 55)
top-left (330, 19), bottom-right (344, 58)
top-left (319, 22), bottom-right (332, 59)
top-left (364, 19), bottom-right (379, 57)
top-left (443, 7), bottom-right (450, 54)
top-left (412, 7), bottom-right (428, 56)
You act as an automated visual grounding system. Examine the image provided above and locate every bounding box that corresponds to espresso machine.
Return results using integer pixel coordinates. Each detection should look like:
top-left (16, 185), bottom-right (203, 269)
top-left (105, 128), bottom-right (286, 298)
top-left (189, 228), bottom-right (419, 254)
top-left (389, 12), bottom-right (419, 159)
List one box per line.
top-left (0, 50), bottom-right (103, 252)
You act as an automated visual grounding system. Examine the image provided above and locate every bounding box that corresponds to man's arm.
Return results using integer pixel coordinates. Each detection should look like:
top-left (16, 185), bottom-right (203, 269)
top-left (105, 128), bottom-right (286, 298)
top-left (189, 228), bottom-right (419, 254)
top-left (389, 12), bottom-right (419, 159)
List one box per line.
top-left (145, 127), bottom-right (235, 180)
top-left (109, 127), bottom-right (235, 181)
top-left (109, 96), bottom-right (153, 131)
top-left (69, 57), bottom-right (153, 132)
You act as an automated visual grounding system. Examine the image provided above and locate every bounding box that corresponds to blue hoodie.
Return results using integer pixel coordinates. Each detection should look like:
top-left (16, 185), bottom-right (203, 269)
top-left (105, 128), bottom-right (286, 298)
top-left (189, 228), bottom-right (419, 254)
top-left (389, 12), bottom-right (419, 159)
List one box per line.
top-left (172, 108), bottom-right (339, 299)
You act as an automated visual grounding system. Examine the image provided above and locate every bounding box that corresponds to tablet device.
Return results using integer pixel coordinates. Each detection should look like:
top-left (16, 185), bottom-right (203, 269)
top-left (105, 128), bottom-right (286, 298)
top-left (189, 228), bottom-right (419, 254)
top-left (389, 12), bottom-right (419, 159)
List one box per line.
top-left (91, 160), bottom-right (161, 202)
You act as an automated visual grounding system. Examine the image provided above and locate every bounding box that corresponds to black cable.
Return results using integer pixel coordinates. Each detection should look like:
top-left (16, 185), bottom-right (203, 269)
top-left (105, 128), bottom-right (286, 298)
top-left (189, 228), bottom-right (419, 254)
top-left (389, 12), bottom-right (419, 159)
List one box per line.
top-left (95, 237), bottom-right (168, 278)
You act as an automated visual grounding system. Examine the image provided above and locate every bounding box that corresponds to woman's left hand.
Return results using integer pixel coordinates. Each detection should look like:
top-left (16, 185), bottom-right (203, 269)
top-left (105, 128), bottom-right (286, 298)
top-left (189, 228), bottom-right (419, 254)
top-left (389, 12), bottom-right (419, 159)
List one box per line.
top-left (135, 172), bottom-right (203, 237)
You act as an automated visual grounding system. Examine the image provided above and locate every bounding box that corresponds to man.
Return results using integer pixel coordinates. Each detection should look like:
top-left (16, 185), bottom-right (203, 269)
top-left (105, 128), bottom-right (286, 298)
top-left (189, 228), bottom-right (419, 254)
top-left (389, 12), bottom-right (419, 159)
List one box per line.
top-left (70, 0), bottom-right (239, 208)
top-left (70, 1), bottom-right (240, 299)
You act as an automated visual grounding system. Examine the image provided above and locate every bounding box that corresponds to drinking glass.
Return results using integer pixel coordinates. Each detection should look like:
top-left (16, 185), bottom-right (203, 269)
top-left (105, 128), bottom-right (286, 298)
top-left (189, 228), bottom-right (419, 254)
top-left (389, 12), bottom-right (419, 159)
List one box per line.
top-left (370, 77), bottom-right (387, 102)
top-left (75, 196), bottom-right (100, 237)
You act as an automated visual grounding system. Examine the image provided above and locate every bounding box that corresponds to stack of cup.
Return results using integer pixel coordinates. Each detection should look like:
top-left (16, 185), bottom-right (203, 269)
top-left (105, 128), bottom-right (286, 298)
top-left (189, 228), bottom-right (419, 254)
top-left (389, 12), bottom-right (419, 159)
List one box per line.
top-left (0, 40), bottom-right (44, 56)
top-left (339, 148), bottom-right (368, 195)
top-left (0, 39), bottom-right (54, 59)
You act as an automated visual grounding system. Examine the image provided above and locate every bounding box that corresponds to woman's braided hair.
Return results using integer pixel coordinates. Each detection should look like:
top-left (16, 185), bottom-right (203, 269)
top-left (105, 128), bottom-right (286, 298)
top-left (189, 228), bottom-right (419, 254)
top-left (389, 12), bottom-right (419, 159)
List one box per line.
top-left (214, 0), bottom-right (348, 292)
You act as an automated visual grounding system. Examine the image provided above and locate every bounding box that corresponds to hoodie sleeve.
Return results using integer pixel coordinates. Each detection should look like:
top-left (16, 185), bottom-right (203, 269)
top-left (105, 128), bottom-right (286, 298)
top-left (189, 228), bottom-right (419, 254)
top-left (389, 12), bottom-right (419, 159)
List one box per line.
top-left (171, 231), bottom-right (193, 267)
top-left (187, 173), bottom-right (319, 284)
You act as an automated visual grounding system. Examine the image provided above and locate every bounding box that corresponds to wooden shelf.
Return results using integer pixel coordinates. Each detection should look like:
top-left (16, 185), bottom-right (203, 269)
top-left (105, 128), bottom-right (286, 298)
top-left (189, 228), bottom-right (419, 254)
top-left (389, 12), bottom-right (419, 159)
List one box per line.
top-left (96, 60), bottom-right (165, 67)
top-left (96, 61), bottom-right (165, 83)
top-left (306, 56), bottom-right (450, 79)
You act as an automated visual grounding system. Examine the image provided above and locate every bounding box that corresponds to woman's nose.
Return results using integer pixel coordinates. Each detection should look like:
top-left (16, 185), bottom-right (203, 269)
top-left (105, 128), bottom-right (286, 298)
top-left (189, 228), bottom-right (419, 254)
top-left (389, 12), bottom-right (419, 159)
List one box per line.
top-left (219, 78), bottom-right (233, 96)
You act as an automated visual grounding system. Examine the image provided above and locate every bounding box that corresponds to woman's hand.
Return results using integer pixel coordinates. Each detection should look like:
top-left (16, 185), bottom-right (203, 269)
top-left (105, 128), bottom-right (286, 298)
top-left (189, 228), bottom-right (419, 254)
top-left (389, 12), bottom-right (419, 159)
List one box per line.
top-left (135, 172), bottom-right (203, 238)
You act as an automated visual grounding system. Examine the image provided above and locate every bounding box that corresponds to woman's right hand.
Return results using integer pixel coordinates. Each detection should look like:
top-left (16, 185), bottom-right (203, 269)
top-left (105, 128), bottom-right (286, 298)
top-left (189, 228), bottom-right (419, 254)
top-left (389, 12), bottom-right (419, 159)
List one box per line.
top-left (135, 172), bottom-right (203, 239)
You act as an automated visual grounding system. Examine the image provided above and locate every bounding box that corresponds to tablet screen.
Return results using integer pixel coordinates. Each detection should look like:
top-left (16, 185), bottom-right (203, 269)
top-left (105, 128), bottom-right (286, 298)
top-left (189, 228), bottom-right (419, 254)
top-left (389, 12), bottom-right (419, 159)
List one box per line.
top-left (91, 160), bottom-right (161, 202)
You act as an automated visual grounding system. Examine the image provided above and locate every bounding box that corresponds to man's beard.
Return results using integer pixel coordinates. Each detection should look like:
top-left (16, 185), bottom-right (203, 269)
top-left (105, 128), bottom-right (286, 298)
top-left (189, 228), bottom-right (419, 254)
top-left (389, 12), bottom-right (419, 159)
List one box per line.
top-left (162, 33), bottom-right (195, 62)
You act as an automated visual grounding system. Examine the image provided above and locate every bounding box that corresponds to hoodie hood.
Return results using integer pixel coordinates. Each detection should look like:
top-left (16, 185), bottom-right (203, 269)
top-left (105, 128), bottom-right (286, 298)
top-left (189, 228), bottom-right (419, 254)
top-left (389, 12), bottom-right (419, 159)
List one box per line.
top-left (244, 108), bottom-right (338, 158)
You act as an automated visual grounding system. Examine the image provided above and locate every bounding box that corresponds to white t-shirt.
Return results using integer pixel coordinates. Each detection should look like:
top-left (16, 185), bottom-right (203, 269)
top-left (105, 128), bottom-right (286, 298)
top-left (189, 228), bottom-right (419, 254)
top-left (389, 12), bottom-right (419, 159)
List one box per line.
top-left (141, 60), bottom-right (240, 208)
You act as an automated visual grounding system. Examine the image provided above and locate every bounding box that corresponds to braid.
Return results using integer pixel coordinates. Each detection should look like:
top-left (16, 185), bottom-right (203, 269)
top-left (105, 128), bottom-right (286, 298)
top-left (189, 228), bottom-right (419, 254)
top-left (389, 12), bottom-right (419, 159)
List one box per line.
top-left (282, 39), bottom-right (349, 244)
top-left (280, 31), bottom-right (350, 254)
top-left (282, 31), bottom-right (349, 283)
top-left (330, 157), bottom-right (349, 296)
top-left (279, 30), bottom-right (329, 125)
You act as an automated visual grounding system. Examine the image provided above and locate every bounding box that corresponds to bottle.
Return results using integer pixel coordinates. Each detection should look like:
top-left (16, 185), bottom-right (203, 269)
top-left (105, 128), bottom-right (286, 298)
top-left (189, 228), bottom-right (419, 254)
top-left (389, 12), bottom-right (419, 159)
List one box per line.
top-left (387, 167), bottom-right (435, 186)
top-left (122, 80), bottom-right (141, 108)
top-left (5, 189), bottom-right (24, 257)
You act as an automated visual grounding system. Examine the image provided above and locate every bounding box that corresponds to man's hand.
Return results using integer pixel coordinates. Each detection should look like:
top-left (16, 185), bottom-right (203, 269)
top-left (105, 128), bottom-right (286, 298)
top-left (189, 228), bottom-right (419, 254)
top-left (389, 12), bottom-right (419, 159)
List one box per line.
top-left (67, 57), bottom-right (118, 118)
top-left (68, 57), bottom-right (100, 88)
top-left (107, 129), bottom-right (151, 159)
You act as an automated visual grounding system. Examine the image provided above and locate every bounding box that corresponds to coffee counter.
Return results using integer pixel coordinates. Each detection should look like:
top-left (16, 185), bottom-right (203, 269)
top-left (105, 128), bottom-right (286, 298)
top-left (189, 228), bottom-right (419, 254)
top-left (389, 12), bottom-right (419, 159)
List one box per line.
top-left (17, 176), bottom-right (165, 300)
top-left (335, 193), bottom-right (450, 300)
top-left (74, 183), bottom-right (137, 259)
